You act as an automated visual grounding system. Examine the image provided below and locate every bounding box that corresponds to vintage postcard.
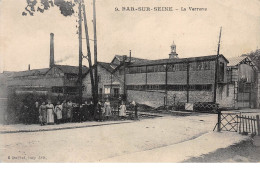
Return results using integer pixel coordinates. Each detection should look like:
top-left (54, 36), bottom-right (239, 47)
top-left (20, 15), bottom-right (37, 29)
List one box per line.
top-left (0, 0), bottom-right (260, 163)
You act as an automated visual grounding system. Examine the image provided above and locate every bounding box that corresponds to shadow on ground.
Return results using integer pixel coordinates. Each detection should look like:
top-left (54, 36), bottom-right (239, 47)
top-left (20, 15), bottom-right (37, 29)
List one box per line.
top-left (184, 139), bottom-right (260, 162)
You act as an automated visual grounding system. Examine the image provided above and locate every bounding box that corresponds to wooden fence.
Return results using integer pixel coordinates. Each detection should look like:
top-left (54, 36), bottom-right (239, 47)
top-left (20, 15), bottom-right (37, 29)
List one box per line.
top-left (214, 110), bottom-right (260, 136)
top-left (238, 114), bottom-right (260, 135)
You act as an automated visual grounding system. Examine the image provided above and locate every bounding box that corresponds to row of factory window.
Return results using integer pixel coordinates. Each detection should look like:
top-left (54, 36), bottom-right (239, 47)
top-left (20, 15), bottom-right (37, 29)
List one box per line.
top-left (125, 61), bottom-right (212, 74)
top-left (51, 86), bottom-right (86, 94)
top-left (126, 84), bottom-right (212, 91)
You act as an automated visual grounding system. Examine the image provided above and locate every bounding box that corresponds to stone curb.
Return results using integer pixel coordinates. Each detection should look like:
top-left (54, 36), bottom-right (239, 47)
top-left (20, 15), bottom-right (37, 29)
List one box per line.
top-left (0, 121), bottom-right (133, 134)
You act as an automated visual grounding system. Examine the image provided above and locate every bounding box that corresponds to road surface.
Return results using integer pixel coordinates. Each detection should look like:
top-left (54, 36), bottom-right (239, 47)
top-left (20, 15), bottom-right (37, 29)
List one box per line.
top-left (0, 113), bottom-right (247, 162)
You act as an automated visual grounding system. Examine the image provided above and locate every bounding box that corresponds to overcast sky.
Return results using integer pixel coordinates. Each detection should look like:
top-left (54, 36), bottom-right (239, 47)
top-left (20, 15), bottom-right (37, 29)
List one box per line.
top-left (0, 0), bottom-right (260, 72)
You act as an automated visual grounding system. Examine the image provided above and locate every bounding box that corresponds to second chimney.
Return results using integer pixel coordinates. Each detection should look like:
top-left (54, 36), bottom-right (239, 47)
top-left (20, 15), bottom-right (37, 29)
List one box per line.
top-left (50, 33), bottom-right (55, 67)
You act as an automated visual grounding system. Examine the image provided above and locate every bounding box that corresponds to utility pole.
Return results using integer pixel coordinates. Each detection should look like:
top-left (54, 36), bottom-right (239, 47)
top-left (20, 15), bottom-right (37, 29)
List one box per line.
top-left (213, 27), bottom-right (222, 103)
top-left (186, 60), bottom-right (190, 103)
top-left (82, 0), bottom-right (95, 99)
top-left (165, 64), bottom-right (168, 107)
top-left (93, 0), bottom-right (98, 117)
top-left (78, 0), bottom-right (83, 104)
top-left (123, 55), bottom-right (126, 101)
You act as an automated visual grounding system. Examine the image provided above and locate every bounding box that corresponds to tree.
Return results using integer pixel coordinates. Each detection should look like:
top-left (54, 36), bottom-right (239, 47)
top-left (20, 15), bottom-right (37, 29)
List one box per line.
top-left (23, 0), bottom-right (99, 119)
top-left (23, 0), bottom-right (76, 16)
top-left (248, 49), bottom-right (260, 69)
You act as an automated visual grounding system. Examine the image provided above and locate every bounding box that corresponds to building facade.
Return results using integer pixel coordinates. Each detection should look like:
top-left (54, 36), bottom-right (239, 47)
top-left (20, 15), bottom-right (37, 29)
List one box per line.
top-left (225, 56), bottom-right (259, 109)
top-left (6, 65), bottom-right (88, 97)
top-left (83, 42), bottom-right (234, 108)
top-left (125, 55), bottom-right (229, 107)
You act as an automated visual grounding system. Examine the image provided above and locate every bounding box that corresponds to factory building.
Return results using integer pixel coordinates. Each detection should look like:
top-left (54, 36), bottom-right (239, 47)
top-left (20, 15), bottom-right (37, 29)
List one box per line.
top-left (83, 42), bottom-right (235, 108)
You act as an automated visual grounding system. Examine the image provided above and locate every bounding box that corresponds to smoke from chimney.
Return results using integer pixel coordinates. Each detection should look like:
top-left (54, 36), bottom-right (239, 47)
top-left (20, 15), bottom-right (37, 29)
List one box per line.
top-left (55, 55), bottom-right (71, 64)
top-left (50, 33), bottom-right (54, 67)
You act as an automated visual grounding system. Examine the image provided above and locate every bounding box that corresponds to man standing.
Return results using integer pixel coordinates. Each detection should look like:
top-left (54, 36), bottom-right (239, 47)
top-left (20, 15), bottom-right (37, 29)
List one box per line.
top-left (132, 101), bottom-right (138, 120)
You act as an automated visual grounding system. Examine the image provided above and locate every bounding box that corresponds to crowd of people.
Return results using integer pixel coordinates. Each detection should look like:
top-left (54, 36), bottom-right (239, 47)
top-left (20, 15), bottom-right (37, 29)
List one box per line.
top-left (19, 98), bottom-right (138, 126)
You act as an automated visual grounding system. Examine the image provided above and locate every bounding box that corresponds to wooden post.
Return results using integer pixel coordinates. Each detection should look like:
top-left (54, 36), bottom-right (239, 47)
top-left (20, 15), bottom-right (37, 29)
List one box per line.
top-left (217, 109), bottom-right (221, 132)
top-left (123, 55), bottom-right (126, 101)
top-left (256, 115), bottom-right (260, 136)
top-left (245, 116), bottom-right (248, 133)
top-left (186, 60), bottom-right (189, 103)
top-left (165, 63), bottom-right (168, 107)
top-left (248, 116), bottom-right (250, 133)
top-left (239, 112), bottom-right (241, 133)
top-left (93, 0), bottom-right (98, 118)
top-left (236, 115), bottom-right (238, 132)
top-left (82, 0), bottom-right (95, 100)
top-left (78, 0), bottom-right (83, 104)
top-left (213, 27), bottom-right (222, 103)
top-left (251, 116), bottom-right (253, 133)
top-left (254, 117), bottom-right (257, 134)
top-left (242, 115), bottom-right (245, 133)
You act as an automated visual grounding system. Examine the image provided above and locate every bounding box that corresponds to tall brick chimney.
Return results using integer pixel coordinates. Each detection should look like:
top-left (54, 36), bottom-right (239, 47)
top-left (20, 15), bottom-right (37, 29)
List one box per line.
top-left (50, 33), bottom-right (55, 67)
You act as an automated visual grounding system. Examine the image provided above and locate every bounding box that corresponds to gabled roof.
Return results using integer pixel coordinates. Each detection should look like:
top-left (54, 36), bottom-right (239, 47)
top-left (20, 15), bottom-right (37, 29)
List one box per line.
top-left (11, 68), bottom-right (49, 78)
top-left (227, 55), bottom-right (247, 66)
top-left (54, 65), bottom-right (88, 74)
top-left (227, 55), bottom-right (259, 70)
top-left (6, 65), bottom-right (88, 78)
top-left (98, 62), bottom-right (115, 73)
top-left (128, 54), bottom-right (229, 67)
top-left (111, 55), bottom-right (149, 65)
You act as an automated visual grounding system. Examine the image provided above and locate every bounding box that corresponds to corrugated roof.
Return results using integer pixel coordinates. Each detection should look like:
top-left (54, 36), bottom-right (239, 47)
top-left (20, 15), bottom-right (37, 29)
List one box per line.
top-left (129, 55), bottom-right (228, 67)
top-left (98, 62), bottom-right (115, 73)
top-left (227, 55), bottom-right (247, 66)
top-left (113, 55), bottom-right (149, 64)
top-left (55, 65), bottom-right (88, 74)
top-left (11, 68), bottom-right (49, 77)
top-left (7, 65), bottom-right (88, 78)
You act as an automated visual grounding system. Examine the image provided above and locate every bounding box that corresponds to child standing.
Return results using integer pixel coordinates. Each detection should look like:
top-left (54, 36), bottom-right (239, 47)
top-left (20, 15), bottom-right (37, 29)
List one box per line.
top-left (55, 101), bottom-right (63, 124)
top-left (119, 101), bottom-right (126, 120)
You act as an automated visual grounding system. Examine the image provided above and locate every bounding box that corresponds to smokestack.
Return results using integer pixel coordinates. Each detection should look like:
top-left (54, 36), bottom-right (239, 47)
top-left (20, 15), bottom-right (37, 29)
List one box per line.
top-left (28, 64), bottom-right (30, 71)
top-left (50, 33), bottom-right (54, 67)
top-left (129, 50), bottom-right (132, 63)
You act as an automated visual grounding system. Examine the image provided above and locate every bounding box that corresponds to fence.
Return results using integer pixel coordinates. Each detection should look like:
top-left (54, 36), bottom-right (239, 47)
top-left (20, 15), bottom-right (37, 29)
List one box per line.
top-left (174, 102), bottom-right (219, 113)
top-left (214, 110), bottom-right (260, 136)
top-left (238, 114), bottom-right (260, 135)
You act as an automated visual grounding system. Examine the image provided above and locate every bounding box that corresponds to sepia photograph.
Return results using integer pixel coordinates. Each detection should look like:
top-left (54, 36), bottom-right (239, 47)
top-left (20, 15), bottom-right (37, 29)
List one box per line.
top-left (0, 0), bottom-right (260, 164)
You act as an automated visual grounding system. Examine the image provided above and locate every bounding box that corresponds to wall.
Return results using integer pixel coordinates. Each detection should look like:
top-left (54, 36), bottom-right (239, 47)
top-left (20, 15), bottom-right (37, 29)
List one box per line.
top-left (126, 61), bottom-right (216, 85)
top-left (216, 83), bottom-right (236, 108)
top-left (127, 90), bottom-right (165, 107)
top-left (0, 73), bottom-right (8, 124)
top-left (83, 65), bottom-right (124, 98)
top-left (127, 89), bottom-right (214, 108)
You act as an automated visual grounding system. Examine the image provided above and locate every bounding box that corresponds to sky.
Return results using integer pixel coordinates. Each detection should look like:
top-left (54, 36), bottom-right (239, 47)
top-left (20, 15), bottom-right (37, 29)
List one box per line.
top-left (0, 0), bottom-right (260, 72)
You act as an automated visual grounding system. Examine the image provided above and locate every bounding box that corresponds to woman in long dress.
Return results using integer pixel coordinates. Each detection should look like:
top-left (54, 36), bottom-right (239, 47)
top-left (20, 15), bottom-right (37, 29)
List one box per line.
top-left (46, 100), bottom-right (55, 124)
top-left (55, 101), bottom-right (62, 124)
top-left (119, 102), bottom-right (126, 119)
top-left (62, 100), bottom-right (68, 123)
top-left (104, 99), bottom-right (111, 120)
top-left (67, 100), bottom-right (73, 122)
top-left (39, 102), bottom-right (47, 125)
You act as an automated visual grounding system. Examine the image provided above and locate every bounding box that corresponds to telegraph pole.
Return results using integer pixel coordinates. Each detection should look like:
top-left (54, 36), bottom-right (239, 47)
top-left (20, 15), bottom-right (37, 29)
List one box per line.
top-left (93, 0), bottom-right (98, 117)
top-left (213, 27), bottom-right (222, 103)
top-left (186, 59), bottom-right (190, 103)
top-left (123, 55), bottom-right (126, 100)
top-left (78, 0), bottom-right (83, 104)
top-left (82, 0), bottom-right (95, 99)
top-left (165, 64), bottom-right (168, 107)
